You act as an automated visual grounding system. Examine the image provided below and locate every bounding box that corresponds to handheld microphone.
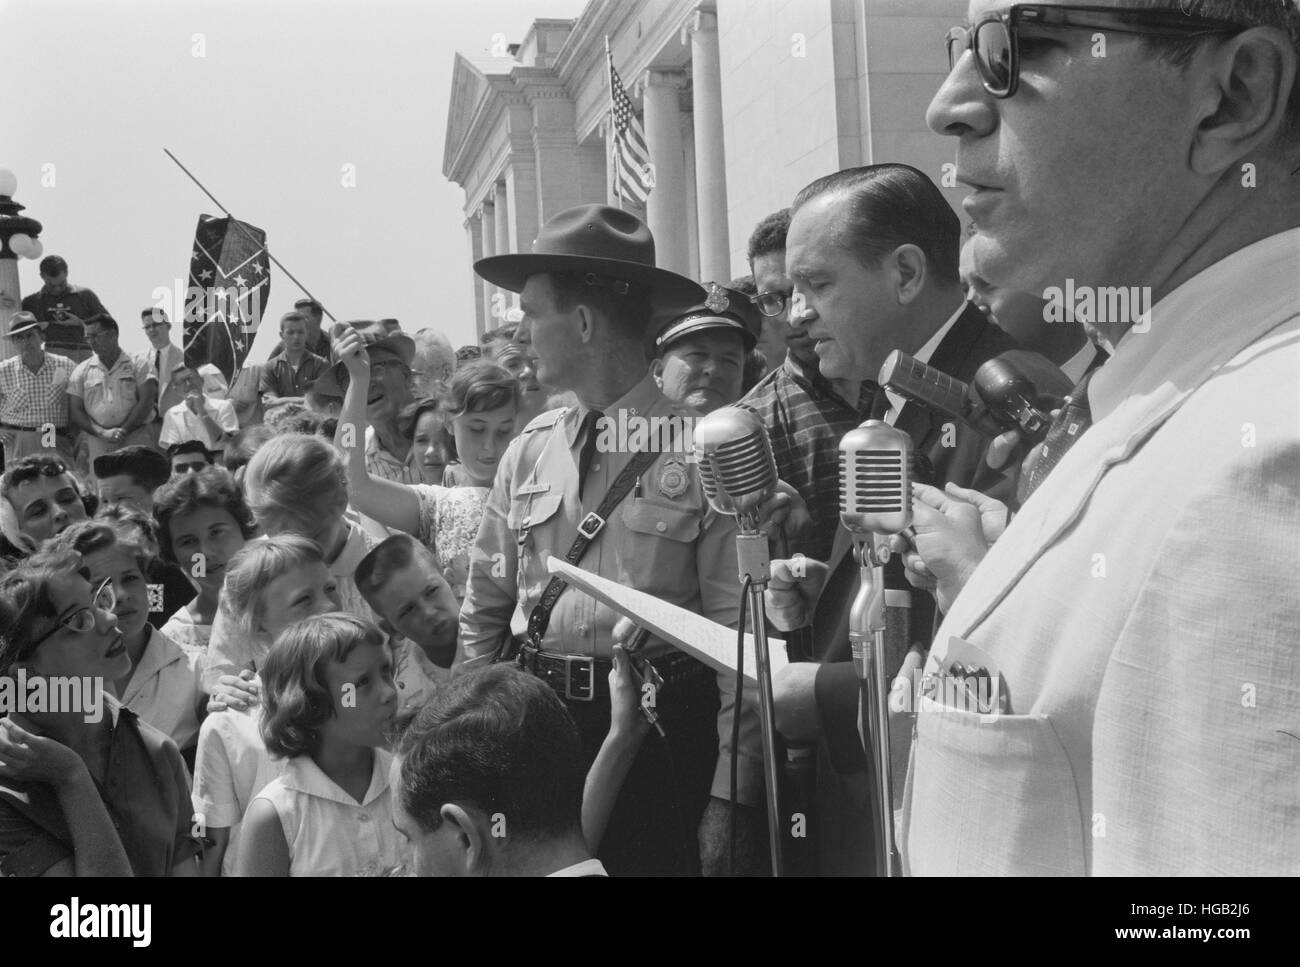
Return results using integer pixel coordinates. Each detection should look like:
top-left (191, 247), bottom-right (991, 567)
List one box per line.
top-left (879, 350), bottom-right (1053, 444)
top-left (694, 406), bottom-right (779, 534)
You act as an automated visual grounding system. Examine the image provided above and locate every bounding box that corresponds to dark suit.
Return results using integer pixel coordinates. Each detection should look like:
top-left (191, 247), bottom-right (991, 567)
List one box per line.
top-left (804, 301), bottom-right (1073, 875)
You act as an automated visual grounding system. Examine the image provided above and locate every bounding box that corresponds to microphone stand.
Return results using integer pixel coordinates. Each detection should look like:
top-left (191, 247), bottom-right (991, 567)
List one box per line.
top-left (735, 522), bottom-right (784, 877)
top-left (848, 535), bottom-right (901, 877)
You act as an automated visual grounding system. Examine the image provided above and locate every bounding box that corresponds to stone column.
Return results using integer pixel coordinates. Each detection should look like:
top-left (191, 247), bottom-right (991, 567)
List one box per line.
top-left (493, 181), bottom-right (513, 318)
top-left (466, 215), bottom-right (485, 341)
top-left (478, 199), bottom-right (496, 333)
top-left (639, 70), bottom-right (691, 277)
top-left (685, 10), bottom-right (731, 284)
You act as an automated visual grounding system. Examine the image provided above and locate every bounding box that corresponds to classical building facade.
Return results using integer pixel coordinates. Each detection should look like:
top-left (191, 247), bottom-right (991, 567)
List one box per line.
top-left (444, 0), bottom-right (965, 339)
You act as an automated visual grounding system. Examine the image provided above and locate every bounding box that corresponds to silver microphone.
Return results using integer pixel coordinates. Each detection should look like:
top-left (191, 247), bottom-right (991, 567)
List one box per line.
top-left (694, 406), bottom-right (779, 532)
top-left (839, 420), bottom-right (914, 539)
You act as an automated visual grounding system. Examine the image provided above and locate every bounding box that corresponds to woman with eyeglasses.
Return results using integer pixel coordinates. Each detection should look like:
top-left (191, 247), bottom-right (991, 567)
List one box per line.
top-left (0, 548), bottom-right (201, 875)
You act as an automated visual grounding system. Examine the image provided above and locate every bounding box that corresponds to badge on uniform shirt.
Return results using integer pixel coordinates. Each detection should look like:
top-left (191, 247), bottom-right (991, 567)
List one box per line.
top-left (657, 458), bottom-right (689, 499)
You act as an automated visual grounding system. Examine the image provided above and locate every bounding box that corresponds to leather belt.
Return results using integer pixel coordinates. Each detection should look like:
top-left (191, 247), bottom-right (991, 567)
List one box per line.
top-left (519, 643), bottom-right (712, 703)
top-left (0, 423), bottom-right (68, 432)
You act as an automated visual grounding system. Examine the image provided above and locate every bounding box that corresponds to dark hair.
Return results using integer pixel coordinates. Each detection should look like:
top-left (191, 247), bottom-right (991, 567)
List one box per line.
top-left (293, 298), bottom-right (324, 315)
top-left (91, 445), bottom-right (169, 491)
top-left (153, 466), bottom-right (257, 565)
top-left (397, 396), bottom-right (445, 442)
top-left (166, 440), bottom-right (213, 463)
top-left (742, 347), bottom-right (769, 394)
top-left (224, 424), bottom-right (275, 476)
top-left (439, 362), bottom-right (520, 463)
top-left (38, 255), bottom-right (68, 276)
top-left (0, 547), bottom-right (83, 672)
top-left (480, 323), bottom-right (518, 348)
top-left (548, 270), bottom-right (653, 344)
top-left (85, 316), bottom-right (119, 336)
top-left (279, 311), bottom-right (308, 330)
top-left (46, 519), bottom-right (151, 582)
top-left (747, 208), bottom-right (791, 263)
top-left (141, 308), bottom-right (169, 323)
top-left (791, 164), bottom-right (961, 287)
top-left (1135, 1), bottom-right (1300, 140)
top-left (355, 533), bottom-right (440, 605)
top-left (260, 613), bottom-right (386, 759)
top-left (95, 501), bottom-right (162, 558)
top-left (2, 454), bottom-right (84, 501)
top-left (728, 274), bottom-right (758, 298)
top-left (395, 664), bottom-right (585, 843)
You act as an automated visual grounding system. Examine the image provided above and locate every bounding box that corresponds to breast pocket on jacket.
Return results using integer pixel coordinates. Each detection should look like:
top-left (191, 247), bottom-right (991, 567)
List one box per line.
top-left (901, 695), bottom-right (1087, 876)
top-left (619, 498), bottom-right (700, 598)
top-left (506, 492), bottom-right (564, 567)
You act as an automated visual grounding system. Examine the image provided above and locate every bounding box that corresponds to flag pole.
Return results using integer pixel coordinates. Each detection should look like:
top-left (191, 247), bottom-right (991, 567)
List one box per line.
top-left (162, 148), bottom-right (336, 322)
top-left (604, 37), bottom-right (622, 211)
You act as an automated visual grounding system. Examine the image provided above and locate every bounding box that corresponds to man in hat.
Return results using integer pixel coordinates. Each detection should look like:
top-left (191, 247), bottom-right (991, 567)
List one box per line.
top-left (0, 312), bottom-right (76, 463)
top-left (20, 255), bottom-right (108, 363)
top-left (459, 203), bottom-right (771, 876)
top-left (651, 282), bottom-right (756, 418)
top-left (312, 320), bottom-right (419, 483)
top-left (67, 316), bottom-right (157, 470)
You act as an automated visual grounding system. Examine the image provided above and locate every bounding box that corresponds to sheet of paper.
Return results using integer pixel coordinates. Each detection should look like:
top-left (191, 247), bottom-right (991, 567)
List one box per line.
top-left (546, 558), bottom-right (788, 683)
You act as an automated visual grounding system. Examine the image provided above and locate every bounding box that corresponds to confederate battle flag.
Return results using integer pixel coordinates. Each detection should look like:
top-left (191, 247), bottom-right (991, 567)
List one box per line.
top-left (184, 214), bottom-right (271, 383)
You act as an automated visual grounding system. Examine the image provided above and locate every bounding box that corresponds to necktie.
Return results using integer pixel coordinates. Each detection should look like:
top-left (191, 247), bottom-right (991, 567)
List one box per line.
top-left (577, 409), bottom-right (604, 501)
top-left (155, 349), bottom-right (162, 383)
top-left (1018, 370), bottom-right (1095, 503)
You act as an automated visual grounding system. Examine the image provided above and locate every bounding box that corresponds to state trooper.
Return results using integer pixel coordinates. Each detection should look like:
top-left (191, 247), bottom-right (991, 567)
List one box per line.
top-left (459, 204), bottom-right (779, 876)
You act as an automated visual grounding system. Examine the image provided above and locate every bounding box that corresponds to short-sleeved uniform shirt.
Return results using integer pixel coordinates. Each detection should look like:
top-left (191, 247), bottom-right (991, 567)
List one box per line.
top-left (0, 698), bottom-right (200, 876)
top-left (457, 373), bottom-right (761, 802)
top-left (68, 351), bottom-right (156, 429)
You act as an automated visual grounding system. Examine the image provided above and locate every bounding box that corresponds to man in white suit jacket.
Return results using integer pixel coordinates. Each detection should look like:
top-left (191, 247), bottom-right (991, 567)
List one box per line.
top-left (904, 0), bottom-right (1300, 875)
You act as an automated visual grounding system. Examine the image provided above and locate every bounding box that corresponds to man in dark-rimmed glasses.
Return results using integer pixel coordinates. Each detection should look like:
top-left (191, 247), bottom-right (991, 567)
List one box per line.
top-left (905, 1), bottom-right (1300, 875)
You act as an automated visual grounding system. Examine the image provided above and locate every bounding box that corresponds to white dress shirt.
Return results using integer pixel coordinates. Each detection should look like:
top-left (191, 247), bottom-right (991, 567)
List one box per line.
top-left (882, 301), bottom-right (968, 424)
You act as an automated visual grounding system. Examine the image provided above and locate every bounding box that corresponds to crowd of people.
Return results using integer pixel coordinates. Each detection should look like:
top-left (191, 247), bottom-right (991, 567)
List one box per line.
top-left (0, 0), bottom-right (1297, 877)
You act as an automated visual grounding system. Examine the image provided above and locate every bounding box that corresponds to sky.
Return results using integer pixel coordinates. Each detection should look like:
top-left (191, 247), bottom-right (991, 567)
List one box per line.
top-left (4, 0), bottom-right (589, 360)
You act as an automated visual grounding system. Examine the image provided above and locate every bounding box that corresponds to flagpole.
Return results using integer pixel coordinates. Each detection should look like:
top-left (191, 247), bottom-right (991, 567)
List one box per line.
top-left (604, 37), bottom-right (623, 211)
top-left (162, 148), bottom-right (336, 322)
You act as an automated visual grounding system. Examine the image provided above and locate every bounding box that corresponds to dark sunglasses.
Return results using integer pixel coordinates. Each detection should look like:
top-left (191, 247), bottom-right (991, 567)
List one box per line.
top-left (945, 3), bottom-right (1249, 99)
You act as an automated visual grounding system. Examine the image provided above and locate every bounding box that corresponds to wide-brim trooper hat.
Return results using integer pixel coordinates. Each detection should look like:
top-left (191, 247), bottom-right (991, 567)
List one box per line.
top-left (474, 203), bottom-right (705, 314)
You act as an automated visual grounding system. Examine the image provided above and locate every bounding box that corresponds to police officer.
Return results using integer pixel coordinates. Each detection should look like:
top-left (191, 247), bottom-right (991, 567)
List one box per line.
top-left (459, 204), bottom-right (772, 876)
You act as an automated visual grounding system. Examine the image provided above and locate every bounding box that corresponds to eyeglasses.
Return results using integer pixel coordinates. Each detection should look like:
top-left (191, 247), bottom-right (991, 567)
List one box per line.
top-left (751, 290), bottom-right (791, 318)
top-left (6, 459), bottom-right (70, 487)
top-left (945, 3), bottom-right (1249, 99)
top-left (25, 577), bottom-right (116, 657)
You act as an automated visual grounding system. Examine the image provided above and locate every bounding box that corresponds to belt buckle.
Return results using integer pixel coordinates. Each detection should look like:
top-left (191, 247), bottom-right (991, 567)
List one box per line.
top-left (577, 512), bottom-right (605, 540)
top-left (564, 655), bottom-right (595, 702)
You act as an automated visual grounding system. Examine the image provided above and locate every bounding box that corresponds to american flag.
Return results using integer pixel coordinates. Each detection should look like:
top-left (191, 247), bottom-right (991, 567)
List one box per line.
top-left (606, 42), bottom-right (653, 207)
top-left (184, 214), bottom-right (270, 384)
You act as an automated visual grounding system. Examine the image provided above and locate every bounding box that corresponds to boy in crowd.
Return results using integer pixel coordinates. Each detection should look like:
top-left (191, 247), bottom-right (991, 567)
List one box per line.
top-left (355, 533), bottom-right (460, 676)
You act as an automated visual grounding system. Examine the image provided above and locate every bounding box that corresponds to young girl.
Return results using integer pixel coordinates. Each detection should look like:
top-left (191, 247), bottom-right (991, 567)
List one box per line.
top-left (0, 548), bottom-right (199, 876)
top-left (236, 613), bottom-right (406, 877)
top-left (50, 520), bottom-right (205, 764)
top-left (154, 467), bottom-right (259, 656)
top-left (335, 337), bottom-right (519, 602)
top-left (402, 397), bottom-right (449, 485)
top-left (191, 535), bottom-right (343, 876)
